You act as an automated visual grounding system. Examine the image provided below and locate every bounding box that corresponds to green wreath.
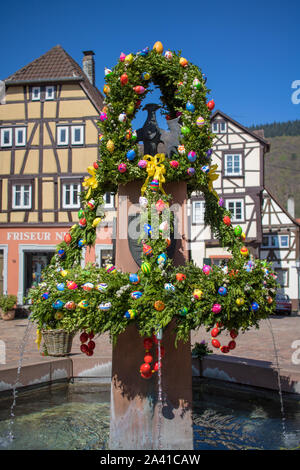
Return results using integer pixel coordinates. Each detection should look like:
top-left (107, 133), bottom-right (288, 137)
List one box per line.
top-left (28, 42), bottom-right (278, 363)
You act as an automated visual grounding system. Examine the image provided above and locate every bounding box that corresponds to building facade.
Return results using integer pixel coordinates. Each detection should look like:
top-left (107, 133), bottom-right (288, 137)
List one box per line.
top-left (0, 46), bottom-right (114, 304)
top-left (189, 110), bottom-right (299, 310)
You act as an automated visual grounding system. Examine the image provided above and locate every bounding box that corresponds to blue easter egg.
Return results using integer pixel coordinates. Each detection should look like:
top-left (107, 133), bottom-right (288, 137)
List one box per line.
top-left (186, 102), bottom-right (195, 113)
top-left (58, 249), bottom-right (65, 259)
top-left (144, 223), bottom-right (152, 236)
top-left (201, 165), bottom-right (209, 173)
top-left (218, 286), bottom-right (227, 296)
top-left (129, 273), bottom-right (140, 284)
top-left (188, 151), bottom-right (197, 162)
top-left (251, 302), bottom-right (259, 311)
top-left (164, 283), bottom-right (175, 292)
top-left (42, 292), bottom-right (49, 300)
top-left (56, 283), bottom-right (65, 291)
top-left (53, 300), bottom-right (64, 309)
top-left (131, 291), bottom-right (143, 300)
top-left (157, 253), bottom-right (167, 265)
top-left (126, 150), bottom-right (136, 161)
top-left (140, 47), bottom-right (149, 56)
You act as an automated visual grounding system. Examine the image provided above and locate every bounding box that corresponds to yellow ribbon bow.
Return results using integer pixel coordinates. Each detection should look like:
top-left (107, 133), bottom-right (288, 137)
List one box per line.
top-left (141, 153), bottom-right (167, 195)
top-left (82, 166), bottom-right (98, 199)
top-left (35, 329), bottom-right (42, 350)
top-left (207, 164), bottom-right (219, 200)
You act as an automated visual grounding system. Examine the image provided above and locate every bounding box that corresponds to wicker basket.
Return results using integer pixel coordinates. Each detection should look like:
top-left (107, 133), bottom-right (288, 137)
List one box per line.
top-left (42, 329), bottom-right (74, 356)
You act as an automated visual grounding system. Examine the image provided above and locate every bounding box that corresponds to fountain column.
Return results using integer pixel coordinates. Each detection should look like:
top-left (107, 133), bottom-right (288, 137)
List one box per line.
top-left (109, 180), bottom-right (193, 450)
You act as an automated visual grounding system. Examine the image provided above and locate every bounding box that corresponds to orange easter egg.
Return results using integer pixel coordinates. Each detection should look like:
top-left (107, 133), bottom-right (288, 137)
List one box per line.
top-left (153, 41), bottom-right (163, 54)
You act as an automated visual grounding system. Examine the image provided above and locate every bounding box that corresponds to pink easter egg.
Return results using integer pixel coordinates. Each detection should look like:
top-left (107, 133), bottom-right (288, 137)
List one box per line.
top-left (170, 160), bottom-right (179, 169)
top-left (212, 303), bottom-right (222, 314)
top-left (202, 265), bottom-right (212, 275)
top-left (118, 163), bottom-right (127, 173)
top-left (138, 159), bottom-right (147, 169)
top-left (120, 52), bottom-right (126, 62)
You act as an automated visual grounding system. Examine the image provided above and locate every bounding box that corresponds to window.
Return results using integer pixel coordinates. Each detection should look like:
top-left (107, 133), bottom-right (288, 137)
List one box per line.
top-left (262, 234), bottom-right (289, 248)
top-left (212, 122), bottom-right (219, 133)
top-left (275, 269), bottom-right (288, 288)
top-left (32, 87), bottom-right (40, 101)
top-left (192, 200), bottom-right (205, 224)
top-left (1, 128), bottom-right (12, 147)
top-left (224, 153), bottom-right (242, 176)
top-left (45, 86), bottom-right (55, 100)
top-left (12, 184), bottom-right (32, 209)
top-left (62, 182), bottom-right (81, 209)
top-left (220, 122), bottom-right (227, 133)
top-left (280, 235), bottom-right (289, 247)
top-left (15, 127), bottom-right (26, 146)
top-left (95, 245), bottom-right (114, 267)
top-left (71, 126), bottom-right (84, 145)
top-left (226, 199), bottom-right (244, 222)
top-left (104, 192), bottom-right (115, 209)
top-left (57, 126), bottom-right (69, 146)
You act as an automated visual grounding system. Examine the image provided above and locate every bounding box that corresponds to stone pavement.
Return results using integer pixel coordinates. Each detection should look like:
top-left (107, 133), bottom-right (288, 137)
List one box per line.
top-left (0, 313), bottom-right (299, 373)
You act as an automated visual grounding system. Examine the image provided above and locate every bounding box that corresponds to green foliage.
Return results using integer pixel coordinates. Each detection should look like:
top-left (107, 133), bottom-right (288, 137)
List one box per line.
top-left (0, 294), bottom-right (17, 313)
top-left (249, 119), bottom-right (300, 138)
top-left (192, 341), bottom-right (213, 359)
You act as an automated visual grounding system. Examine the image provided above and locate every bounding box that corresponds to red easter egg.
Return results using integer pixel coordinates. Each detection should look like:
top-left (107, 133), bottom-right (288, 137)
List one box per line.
top-left (144, 353), bottom-right (153, 363)
top-left (79, 217), bottom-right (87, 227)
top-left (211, 339), bottom-right (221, 349)
top-left (176, 273), bottom-right (186, 282)
top-left (228, 340), bottom-right (236, 350)
top-left (211, 327), bottom-right (220, 338)
top-left (220, 345), bottom-right (230, 353)
top-left (86, 349), bottom-right (94, 356)
top-left (64, 233), bottom-right (72, 244)
top-left (170, 160), bottom-right (179, 169)
top-left (80, 344), bottom-right (89, 353)
top-left (230, 329), bottom-right (238, 339)
top-left (88, 340), bottom-right (96, 350)
top-left (141, 371), bottom-right (152, 379)
top-left (216, 322), bottom-right (223, 328)
top-left (143, 338), bottom-right (153, 350)
top-left (80, 332), bottom-right (89, 343)
top-left (223, 216), bottom-right (231, 226)
top-left (152, 334), bottom-right (158, 345)
top-left (93, 162), bottom-right (99, 169)
top-left (207, 100), bottom-right (215, 110)
top-left (88, 332), bottom-right (95, 339)
top-left (153, 361), bottom-right (161, 372)
top-left (140, 363), bottom-right (151, 375)
top-left (120, 73), bottom-right (129, 85)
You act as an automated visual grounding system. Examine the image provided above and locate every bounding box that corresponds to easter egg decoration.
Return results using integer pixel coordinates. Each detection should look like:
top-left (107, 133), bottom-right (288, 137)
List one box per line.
top-left (211, 339), bottom-right (221, 349)
top-left (99, 112), bottom-right (107, 121)
top-left (157, 253), bottom-right (167, 265)
top-left (230, 330), bottom-right (238, 339)
top-left (139, 196), bottom-right (148, 208)
top-left (64, 233), bottom-right (72, 245)
top-left (207, 100), bottom-right (215, 110)
top-left (212, 303), bottom-right (222, 314)
top-left (93, 160), bottom-right (99, 169)
top-left (236, 298), bottom-right (245, 306)
top-left (55, 312), bottom-right (64, 320)
top-left (60, 269), bottom-right (69, 277)
top-left (82, 282), bottom-right (94, 292)
top-left (159, 221), bottom-right (169, 233)
top-left (119, 52), bottom-right (126, 62)
top-left (129, 273), bottom-right (140, 285)
top-left (178, 145), bottom-right (185, 155)
top-left (176, 273), bottom-right (186, 282)
top-left (56, 283), bottom-right (65, 291)
top-left (67, 281), bottom-right (78, 290)
top-left (170, 160), bottom-right (179, 169)
top-left (105, 264), bottom-right (117, 274)
top-left (149, 180), bottom-right (159, 192)
top-left (186, 102), bottom-right (195, 113)
top-left (193, 289), bottom-right (203, 300)
top-left (78, 300), bottom-right (89, 309)
top-left (126, 102), bottom-right (135, 115)
top-left (251, 302), bottom-right (259, 312)
top-left (106, 140), bottom-right (115, 153)
top-left (133, 86), bottom-right (146, 95)
top-left (131, 291), bottom-right (143, 300)
top-left (218, 198), bottom-right (225, 207)
top-left (140, 47), bottom-right (149, 56)
top-left (218, 286), bottom-right (227, 296)
top-left (142, 244), bottom-right (153, 257)
top-left (155, 199), bottom-right (166, 212)
top-left (78, 208), bottom-right (84, 218)
top-left (118, 163), bottom-right (127, 173)
top-left (202, 265), bottom-right (212, 275)
top-left (188, 151), bottom-right (197, 162)
top-left (125, 53), bottom-right (134, 64)
top-left (153, 41), bottom-right (163, 54)
top-left (187, 167), bottom-right (195, 176)
top-left (92, 217), bottom-right (102, 228)
top-left (95, 283), bottom-right (108, 292)
top-left (164, 50), bottom-right (173, 60)
top-left (58, 249), bottom-right (66, 259)
top-left (52, 299), bottom-right (64, 309)
top-left (140, 362), bottom-right (152, 379)
top-left (240, 246), bottom-right (249, 257)
top-left (124, 309), bottom-right (137, 320)
top-left (126, 149), bottom-right (136, 161)
top-left (118, 113), bottom-right (127, 122)
top-left (201, 165), bottom-right (209, 173)
top-left (42, 292), bottom-right (49, 300)
top-left (223, 216), bottom-right (231, 226)
top-left (192, 78), bottom-right (201, 90)
top-left (141, 262), bottom-right (151, 273)
top-left (99, 302), bottom-right (112, 311)
top-left (179, 307), bottom-right (188, 316)
top-left (164, 283), bottom-right (175, 292)
top-left (179, 57), bottom-right (188, 67)
top-left (142, 72), bottom-right (151, 81)
top-left (143, 223), bottom-right (152, 236)
top-left (103, 85), bottom-right (110, 95)
top-left (206, 149), bottom-right (213, 158)
top-left (196, 116), bottom-right (205, 128)
top-left (211, 327), bottom-right (220, 338)
top-left (154, 300), bottom-right (165, 312)
top-left (120, 73), bottom-right (129, 86)
top-left (234, 225), bottom-right (243, 237)
top-left (181, 126), bottom-right (191, 136)
top-left (138, 159), bottom-right (147, 169)
top-left (87, 199), bottom-right (95, 210)
top-left (65, 301), bottom-right (76, 310)
top-left (79, 218), bottom-right (87, 228)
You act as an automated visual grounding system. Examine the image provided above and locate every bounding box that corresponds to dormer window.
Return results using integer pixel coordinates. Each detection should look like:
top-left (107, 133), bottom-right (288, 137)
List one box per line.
top-left (212, 121), bottom-right (227, 133)
top-left (32, 87), bottom-right (40, 101)
top-left (220, 122), bottom-right (227, 133)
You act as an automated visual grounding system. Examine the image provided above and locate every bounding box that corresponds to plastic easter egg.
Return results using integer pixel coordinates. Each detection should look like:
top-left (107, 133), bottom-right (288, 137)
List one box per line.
top-left (142, 244), bottom-right (153, 256)
top-left (64, 233), bottom-right (72, 244)
top-left (105, 264), bottom-right (116, 274)
top-left (157, 253), bottom-right (167, 265)
top-left (104, 67), bottom-right (112, 78)
top-left (119, 52), bottom-right (126, 62)
top-left (218, 198), bottom-right (224, 207)
top-left (212, 338), bottom-right (221, 349)
top-left (154, 300), bottom-right (165, 312)
top-left (181, 126), bottom-right (191, 136)
top-left (193, 289), bottom-right (203, 300)
top-left (118, 113), bottom-right (127, 122)
top-left (245, 261), bottom-right (254, 272)
top-left (42, 292), bottom-right (49, 300)
top-left (164, 283), bottom-right (175, 292)
top-left (126, 149), bottom-right (136, 161)
top-left (153, 41), bottom-right (163, 54)
top-left (53, 300), bottom-right (64, 309)
top-left (141, 262), bottom-right (151, 273)
top-left (228, 340), bottom-right (236, 350)
top-left (207, 100), bottom-right (215, 110)
top-left (67, 281), bottom-right (78, 290)
top-left (201, 165), bottom-right (209, 173)
top-left (125, 53), bottom-right (134, 64)
top-left (82, 282), bottom-right (94, 292)
top-left (188, 151), bottom-right (197, 162)
top-left (124, 309), bottom-right (137, 320)
top-left (211, 327), bottom-right (220, 338)
top-left (230, 330), bottom-right (238, 339)
top-left (142, 72), bottom-right (151, 80)
top-left (234, 225), bottom-right (243, 236)
top-left (139, 196), bottom-right (148, 208)
top-left (79, 218), bottom-right (87, 228)
top-left (106, 140), bottom-right (115, 153)
top-left (96, 283), bottom-right (108, 292)
top-left (236, 298), bottom-right (245, 306)
top-left (131, 130), bottom-right (137, 142)
top-left (99, 112), bottom-right (107, 121)
top-left (60, 270), bottom-right (69, 278)
top-left (56, 283), bottom-right (65, 291)
top-left (202, 265), bottom-right (212, 275)
top-left (129, 273), bottom-right (140, 285)
top-left (143, 223), bottom-right (152, 236)
top-left (92, 217), bottom-right (102, 228)
top-left (120, 73), bottom-right (129, 85)
top-left (240, 246), bottom-right (249, 256)
top-left (159, 221), bottom-right (169, 232)
top-left (99, 302), bottom-right (112, 311)
top-left (218, 286), bottom-right (227, 296)
top-left (103, 85), bottom-right (110, 95)
top-left (133, 86), bottom-right (146, 95)
top-left (150, 180), bottom-right (159, 191)
top-left (164, 50), bottom-right (173, 60)
top-left (140, 47), bottom-right (149, 56)
top-left (241, 232), bottom-right (246, 241)
top-left (58, 249), bottom-right (65, 259)
top-left (179, 57), bottom-right (188, 67)
top-left (138, 159), bottom-right (147, 169)
top-left (179, 307), bottom-right (188, 316)
top-left (196, 116), bottom-right (205, 128)
top-left (78, 300), bottom-right (89, 309)
top-left (170, 160), bottom-right (179, 169)
top-left (220, 346), bottom-right (230, 354)
top-left (126, 102), bottom-right (135, 115)
top-left (267, 296), bottom-right (273, 304)
top-left (131, 291), bottom-right (143, 300)
top-left (155, 199), bottom-right (166, 212)
top-left (223, 216), bottom-right (231, 226)
top-left (251, 302), bottom-right (259, 311)
top-left (186, 102), bottom-right (195, 113)
top-left (212, 303), bottom-right (222, 314)
top-left (118, 163), bottom-right (127, 173)
top-left (87, 199), bottom-right (95, 210)
top-left (178, 145), bottom-right (185, 155)
top-left (187, 167), bottom-right (195, 176)
top-left (192, 78), bottom-right (201, 89)
top-left (65, 301), bottom-right (76, 310)
top-left (55, 311), bottom-right (64, 320)
top-left (176, 273), bottom-right (186, 282)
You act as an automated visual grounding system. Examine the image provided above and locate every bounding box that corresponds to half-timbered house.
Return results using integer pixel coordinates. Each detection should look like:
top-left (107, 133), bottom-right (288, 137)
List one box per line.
top-left (0, 45), bottom-right (114, 303)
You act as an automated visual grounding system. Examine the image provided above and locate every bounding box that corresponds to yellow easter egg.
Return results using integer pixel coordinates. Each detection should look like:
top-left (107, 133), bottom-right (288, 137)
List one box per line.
top-left (106, 140), bottom-right (115, 153)
top-left (60, 270), bottom-right (69, 278)
top-left (103, 85), bottom-right (110, 95)
top-left (92, 217), bottom-right (102, 227)
top-left (125, 53), bottom-right (134, 64)
top-left (153, 41), bottom-right (163, 54)
top-left (179, 57), bottom-right (188, 67)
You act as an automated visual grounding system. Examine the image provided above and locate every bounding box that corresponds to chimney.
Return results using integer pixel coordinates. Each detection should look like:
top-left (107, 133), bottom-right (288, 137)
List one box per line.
top-left (287, 195), bottom-right (295, 218)
top-left (82, 50), bottom-right (95, 86)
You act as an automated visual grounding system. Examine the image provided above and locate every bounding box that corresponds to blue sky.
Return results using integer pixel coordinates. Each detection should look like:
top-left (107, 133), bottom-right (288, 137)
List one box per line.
top-left (1, 0), bottom-right (299, 128)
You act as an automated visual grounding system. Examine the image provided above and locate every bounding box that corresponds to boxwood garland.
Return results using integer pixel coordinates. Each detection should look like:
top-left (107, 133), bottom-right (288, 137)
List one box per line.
top-left (28, 42), bottom-right (278, 349)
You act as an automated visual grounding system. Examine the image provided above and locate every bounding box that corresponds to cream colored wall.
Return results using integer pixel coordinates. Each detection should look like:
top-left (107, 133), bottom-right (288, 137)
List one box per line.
top-left (0, 151), bottom-right (11, 174)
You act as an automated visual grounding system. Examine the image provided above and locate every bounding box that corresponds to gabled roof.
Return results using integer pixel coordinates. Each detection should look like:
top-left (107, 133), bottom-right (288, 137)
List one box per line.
top-left (4, 45), bottom-right (103, 112)
top-left (263, 186), bottom-right (300, 227)
top-left (211, 109), bottom-right (270, 152)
